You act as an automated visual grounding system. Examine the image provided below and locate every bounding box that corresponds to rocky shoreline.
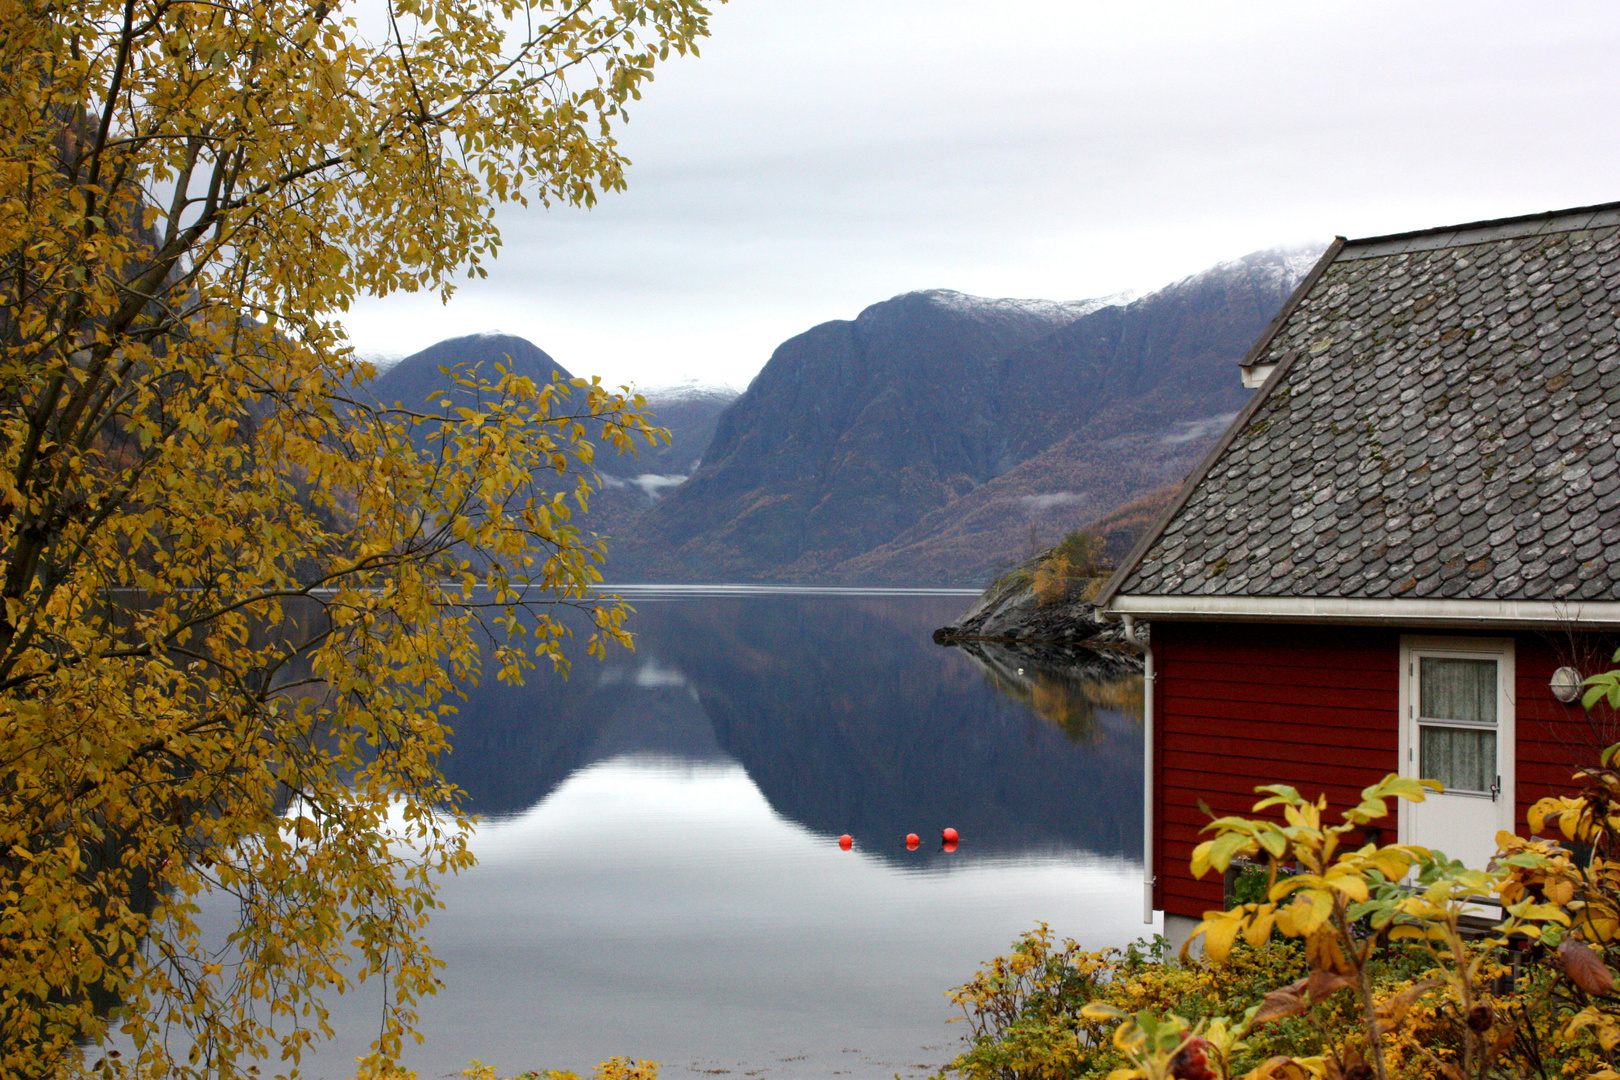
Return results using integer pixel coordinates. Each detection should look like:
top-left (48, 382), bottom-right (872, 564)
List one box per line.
top-left (931, 566), bottom-right (1144, 672)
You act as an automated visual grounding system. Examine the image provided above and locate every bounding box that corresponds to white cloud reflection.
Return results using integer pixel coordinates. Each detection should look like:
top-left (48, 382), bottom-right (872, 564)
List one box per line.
top-left (301, 757), bottom-right (1149, 1080)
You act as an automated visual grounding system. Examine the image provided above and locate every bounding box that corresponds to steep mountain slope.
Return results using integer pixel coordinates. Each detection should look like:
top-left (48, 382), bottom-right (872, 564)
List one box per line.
top-left (834, 249), bottom-right (1317, 583)
top-left (633, 381), bottom-right (738, 475)
top-left (615, 289), bottom-right (1130, 579)
top-left (1080, 483), bottom-right (1182, 567)
top-left (587, 381), bottom-right (740, 539)
top-left (620, 247), bottom-right (1321, 584)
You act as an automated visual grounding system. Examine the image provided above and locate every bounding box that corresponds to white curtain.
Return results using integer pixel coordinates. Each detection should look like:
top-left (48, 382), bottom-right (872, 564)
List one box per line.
top-left (1419, 657), bottom-right (1497, 724)
top-left (1418, 657), bottom-right (1497, 794)
top-left (1420, 726), bottom-right (1495, 793)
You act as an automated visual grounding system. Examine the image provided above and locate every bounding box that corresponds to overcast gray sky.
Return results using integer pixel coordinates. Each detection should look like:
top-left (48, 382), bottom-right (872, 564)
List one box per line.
top-left (340, 0), bottom-right (1620, 391)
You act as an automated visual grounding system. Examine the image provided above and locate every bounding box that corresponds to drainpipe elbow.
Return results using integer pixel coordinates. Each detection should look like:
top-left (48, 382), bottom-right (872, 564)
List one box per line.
top-left (1121, 614), bottom-right (1144, 648)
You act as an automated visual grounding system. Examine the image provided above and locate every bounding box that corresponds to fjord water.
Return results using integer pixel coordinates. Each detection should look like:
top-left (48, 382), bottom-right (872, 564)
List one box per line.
top-left (307, 590), bottom-right (1149, 1080)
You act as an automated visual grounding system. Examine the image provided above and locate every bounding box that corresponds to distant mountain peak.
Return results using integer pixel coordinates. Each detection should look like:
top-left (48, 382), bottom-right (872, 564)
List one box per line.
top-left (637, 379), bottom-right (743, 405)
top-left (364, 332), bottom-right (570, 411)
top-left (1158, 244), bottom-right (1330, 299)
top-left (893, 288), bottom-right (1134, 324)
top-left (429, 330), bottom-right (542, 352)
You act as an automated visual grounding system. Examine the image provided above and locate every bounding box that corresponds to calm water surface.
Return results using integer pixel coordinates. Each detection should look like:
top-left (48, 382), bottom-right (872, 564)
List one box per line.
top-left (297, 589), bottom-right (1150, 1080)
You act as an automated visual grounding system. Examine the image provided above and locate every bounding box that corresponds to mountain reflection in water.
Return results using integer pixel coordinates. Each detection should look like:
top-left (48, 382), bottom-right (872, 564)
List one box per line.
top-left (294, 590), bottom-right (1148, 1080)
top-left (442, 591), bottom-right (1142, 859)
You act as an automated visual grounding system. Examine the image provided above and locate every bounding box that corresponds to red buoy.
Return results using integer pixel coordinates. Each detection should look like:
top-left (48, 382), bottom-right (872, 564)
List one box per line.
top-left (838, 834), bottom-right (853, 850)
top-left (942, 827), bottom-right (959, 843)
top-left (942, 839), bottom-right (958, 853)
top-left (905, 833), bottom-right (920, 849)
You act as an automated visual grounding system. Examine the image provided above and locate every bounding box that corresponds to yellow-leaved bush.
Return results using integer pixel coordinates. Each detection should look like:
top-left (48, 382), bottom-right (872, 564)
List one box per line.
top-left (0, 0), bottom-right (714, 1076)
top-left (357, 1056), bottom-right (661, 1080)
top-left (941, 762), bottom-right (1620, 1080)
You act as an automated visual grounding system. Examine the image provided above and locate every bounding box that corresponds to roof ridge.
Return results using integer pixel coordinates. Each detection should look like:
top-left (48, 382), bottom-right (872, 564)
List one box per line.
top-left (1342, 199), bottom-right (1620, 255)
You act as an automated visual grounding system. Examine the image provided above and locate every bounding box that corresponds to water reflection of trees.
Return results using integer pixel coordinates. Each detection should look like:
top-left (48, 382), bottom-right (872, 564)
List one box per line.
top-left (948, 638), bottom-right (1143, 743)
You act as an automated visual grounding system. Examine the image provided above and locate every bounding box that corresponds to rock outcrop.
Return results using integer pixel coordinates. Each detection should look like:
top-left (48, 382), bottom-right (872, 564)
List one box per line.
top-left (933, 483), bottom-right (1177, 654)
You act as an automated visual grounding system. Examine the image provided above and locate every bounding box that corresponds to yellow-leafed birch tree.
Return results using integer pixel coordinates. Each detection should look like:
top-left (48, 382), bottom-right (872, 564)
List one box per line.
top-left (0, 0), bottom-right (712, 1075)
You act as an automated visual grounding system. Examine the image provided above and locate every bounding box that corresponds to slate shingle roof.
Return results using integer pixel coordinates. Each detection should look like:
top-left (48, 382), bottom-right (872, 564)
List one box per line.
top-left (1112, 203), bottom-right (1620, 604)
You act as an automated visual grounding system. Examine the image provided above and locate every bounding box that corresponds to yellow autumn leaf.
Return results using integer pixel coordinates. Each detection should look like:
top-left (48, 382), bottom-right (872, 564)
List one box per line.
top-left (1243, 906), bottom-right (1278, 948)
top-left (1323, 870), bottom-right (1369, 903)
top-left (1195, 909), bottom-right (1244, 963)
top-left (1566, 1007), bottom-right (1620, 1051)
top-left (0, 0), bottom-right (713, 1074)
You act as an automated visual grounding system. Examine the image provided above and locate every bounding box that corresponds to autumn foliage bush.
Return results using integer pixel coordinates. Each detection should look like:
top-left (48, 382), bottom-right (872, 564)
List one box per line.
top-left (940, 764), bottom-right (1620, 1080)
top-left (1032, 531), bottom-right (1109, 608)
top-left (354, 1055), bottom-right (660, 1080)
top-left (0, 0), bottom-right (713, 1074)
top-left (939, 929), bottom-right (1454, 1080)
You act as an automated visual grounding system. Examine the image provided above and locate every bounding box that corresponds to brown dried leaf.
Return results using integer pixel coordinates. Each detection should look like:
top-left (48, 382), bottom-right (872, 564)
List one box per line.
top-left (1488, 1023), bottom-right (1519, 1063)
top-left (1559, 939), bottom-right (1617, 995)
top-left (1251, 990), bottom-right (1308, 1026)
top-left (1305, 970), bottom-right (1356, 1002)
top-left (1329, 1044), bottom-right (1366, 1080)
top-left (1304, 927), bottom-right (1354, 975)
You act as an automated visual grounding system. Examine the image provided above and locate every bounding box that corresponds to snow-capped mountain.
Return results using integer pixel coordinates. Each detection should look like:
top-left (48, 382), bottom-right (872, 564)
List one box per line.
top-left (611, 246), bottom-right (1323, 584)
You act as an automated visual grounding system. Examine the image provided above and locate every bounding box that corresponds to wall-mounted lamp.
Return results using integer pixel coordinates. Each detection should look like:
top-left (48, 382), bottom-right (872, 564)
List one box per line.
top-left (1550, 666), bottom-right (1585, 704)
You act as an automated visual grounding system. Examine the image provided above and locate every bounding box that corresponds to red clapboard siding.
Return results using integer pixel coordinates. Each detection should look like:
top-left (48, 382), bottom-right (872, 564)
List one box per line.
top-left (1512, 632), bottom-right (1620, 828)
top-left (1151, 623), bottom-right (1620, 921)
top-left (1163, 715), bottom-right (1394, 745)
top-left (1169, 658), bottom-right (1398, 689)
top-left (1165, 637), bottom-right (1393, 671)
top-left (1164, 696), bottom-right (1399, 730)
top-left (1161, 678), bottom-right (1396, 713)
top-left (1153, 622), bottom-right (1400, 920)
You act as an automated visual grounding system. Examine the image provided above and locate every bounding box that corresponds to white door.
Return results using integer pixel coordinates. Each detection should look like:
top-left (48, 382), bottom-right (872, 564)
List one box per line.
top-left (1398, 636), bottom-right (1515, 870)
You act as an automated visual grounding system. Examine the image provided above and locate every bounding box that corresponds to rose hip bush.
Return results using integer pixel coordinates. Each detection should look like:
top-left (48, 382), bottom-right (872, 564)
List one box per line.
top-left (939, 764), bottom-right (1620, 1080)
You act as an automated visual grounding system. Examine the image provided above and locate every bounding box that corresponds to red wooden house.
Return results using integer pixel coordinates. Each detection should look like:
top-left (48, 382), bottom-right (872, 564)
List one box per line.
top-left (1094, 202), bottom-right (1620, 947)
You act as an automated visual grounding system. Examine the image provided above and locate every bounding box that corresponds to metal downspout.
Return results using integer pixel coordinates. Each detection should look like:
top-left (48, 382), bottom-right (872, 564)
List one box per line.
top-left (1123, 615), bottom-right (1154, 924)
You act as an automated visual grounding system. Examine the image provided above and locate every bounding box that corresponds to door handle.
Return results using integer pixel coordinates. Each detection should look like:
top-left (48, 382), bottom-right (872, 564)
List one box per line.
top-left (1491, 775), bottom-right (1501, 802)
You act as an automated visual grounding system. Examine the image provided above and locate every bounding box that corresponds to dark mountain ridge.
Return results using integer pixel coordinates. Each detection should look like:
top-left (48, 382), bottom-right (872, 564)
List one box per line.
top-left (365, 332), bottom-right (572, 414)
top-left (615, 247), bottom-right (1321, 583)
top-left (360, 334), bottom-right (736, 512)
top-left (835, 248), bottom-right (1320, 583)
top-left (612, 290), bottom-right (1123, 577)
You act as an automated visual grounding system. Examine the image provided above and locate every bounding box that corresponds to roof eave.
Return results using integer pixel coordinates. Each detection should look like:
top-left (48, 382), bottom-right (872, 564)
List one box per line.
top-left (1104, 593), bottom-right (1620, 631)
